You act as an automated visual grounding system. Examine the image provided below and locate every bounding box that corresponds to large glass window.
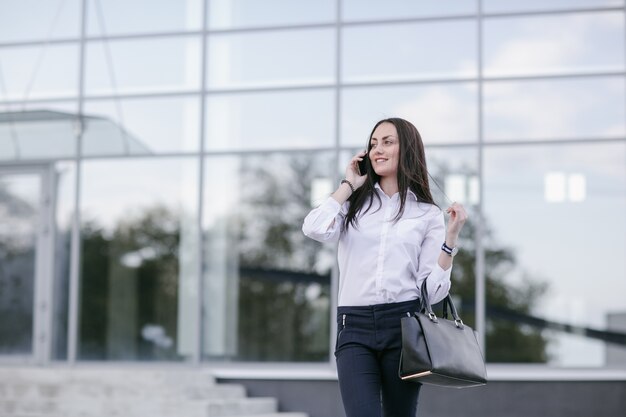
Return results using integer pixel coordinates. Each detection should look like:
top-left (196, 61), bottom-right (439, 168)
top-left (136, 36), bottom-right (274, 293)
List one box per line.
top-left (208, 0), bottom-right (336, 29)
top-left (341, 83), bottom-right (478, 146)
top-left (208, 29), bottom-right (335, 89)
top-left (484, 77), bottom-right (625, 141)
top-left (342, 20), bottom-right (477, 83)
top-left (205, 89), bottom-right (335, 150)
top-left (483, 142), bottom-right (626, 365)
top-left (85, 37), bottom-right (201, 96)
top-left (0, 0), bottom-right (624, 370)
top-left (484, 11), bottom-right (624, 77)
top-left (86, 0), bottom-right (203, 36)
top-left (342, 0), bottom-right (477, 21)
top-left (0, 44), bottom-right (79, 100)
top-left (202, 152), bottom-right (334, 361)
top-left (0, 0), bottom-right (81, 43)
top-left (78, 158), bottom-right (199, 361)
top-left (82, 96), bottom-right (201, 156)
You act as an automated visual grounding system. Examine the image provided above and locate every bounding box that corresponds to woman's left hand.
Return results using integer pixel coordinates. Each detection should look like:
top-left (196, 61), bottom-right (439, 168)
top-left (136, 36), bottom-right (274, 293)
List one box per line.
top-left (445, 202), bottom-right (468, 244)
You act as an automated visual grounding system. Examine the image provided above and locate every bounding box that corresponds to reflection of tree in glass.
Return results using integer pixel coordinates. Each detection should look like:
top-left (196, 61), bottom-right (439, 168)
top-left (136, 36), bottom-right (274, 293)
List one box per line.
top-left (430, 162), bottom-right (549, 363)
top-left (80, 206), bottom-right (182, 360)
top-left (451, 219), bottom-right (549, 363)
top-left (236, 154), bottom-right (333, 361)
top-left (0, 184), bottom-right (36, 353)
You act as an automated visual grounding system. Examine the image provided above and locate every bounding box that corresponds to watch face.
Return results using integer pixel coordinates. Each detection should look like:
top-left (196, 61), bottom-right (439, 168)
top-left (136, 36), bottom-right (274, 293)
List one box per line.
top-left (451, 247), bottom-right (459, 257)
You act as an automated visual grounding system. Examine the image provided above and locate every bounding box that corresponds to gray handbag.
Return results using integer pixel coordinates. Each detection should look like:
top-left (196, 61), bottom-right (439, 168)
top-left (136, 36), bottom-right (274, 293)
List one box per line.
top-left (398, 280), bottom-right (487, 388)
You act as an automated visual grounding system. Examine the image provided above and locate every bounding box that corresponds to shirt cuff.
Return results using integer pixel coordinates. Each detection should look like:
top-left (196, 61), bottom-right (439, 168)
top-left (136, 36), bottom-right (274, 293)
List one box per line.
top-left (426, 263), bottom-right (452, 304)
top-left (320, 196), bottom-right (341, 213)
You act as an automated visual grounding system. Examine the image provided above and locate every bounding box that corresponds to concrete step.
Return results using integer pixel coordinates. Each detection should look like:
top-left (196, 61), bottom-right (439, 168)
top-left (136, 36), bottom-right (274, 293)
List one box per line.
top-left (0, 397), bottom-right (281, 417)
top-left (0, 381), bottom-right (246, 401)
top-left (234, 414), bottom-right (308, 417)
top-left (0, 367), bottom-right (309, 417)
top-left (0, 367), bottom-right (217, 388)
top-left (207, 397), bottom-right (278, 416)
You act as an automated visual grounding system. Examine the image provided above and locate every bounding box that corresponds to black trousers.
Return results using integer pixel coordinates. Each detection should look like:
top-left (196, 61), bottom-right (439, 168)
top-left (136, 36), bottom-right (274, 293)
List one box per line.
top-left (335, 299), bottom-right (422, 417)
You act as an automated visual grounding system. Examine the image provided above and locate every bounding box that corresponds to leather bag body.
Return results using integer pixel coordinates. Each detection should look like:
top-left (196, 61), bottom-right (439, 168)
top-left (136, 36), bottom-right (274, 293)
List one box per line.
top-left (398, 281), bottom-right (487, 388)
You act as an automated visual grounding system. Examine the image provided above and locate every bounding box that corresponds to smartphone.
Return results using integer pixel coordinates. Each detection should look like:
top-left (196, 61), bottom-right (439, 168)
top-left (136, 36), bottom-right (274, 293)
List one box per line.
top-left (358, 153), bottom-right (368, 176)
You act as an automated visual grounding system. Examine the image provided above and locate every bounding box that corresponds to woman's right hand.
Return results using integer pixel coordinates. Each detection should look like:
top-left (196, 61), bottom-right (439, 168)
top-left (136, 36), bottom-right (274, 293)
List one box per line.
top-left (345, 150), bottom-right (368, 190)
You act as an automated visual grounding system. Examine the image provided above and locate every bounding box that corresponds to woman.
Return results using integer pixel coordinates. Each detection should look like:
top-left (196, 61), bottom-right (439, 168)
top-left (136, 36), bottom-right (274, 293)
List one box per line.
top-left (302, 118), bottom-right (467, 417)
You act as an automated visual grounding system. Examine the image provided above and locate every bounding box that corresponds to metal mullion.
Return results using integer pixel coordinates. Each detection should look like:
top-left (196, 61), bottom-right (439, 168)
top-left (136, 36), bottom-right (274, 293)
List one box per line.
top-left (73, 152), bottom-right (201, 160)
top-left (476, 0), bottom-right (487, 354)
top-left (0, 97), bottom-right (79, 106)
top-left (0, 38), bottom-right (81, 49)
top-left (208, 22), bottom-right (335, 35)
top-left (84, 31), bottom-right (203, 43)
top-left (82, 90), bottom-right (201, 101)
top-left (4, 71), bottom-right (625, 107)
top-left (483, 71), bottom-right (626, 83)
top-left (30, 167), bottom-right (48, 364)
top-left (42, 163), bottom-right (59, 364)
top-left (194, 0), bottom-right (210, 366)
top-left (482, 6), bottom-right (624, 20)
top-left (328, 0), bottom-right (342, 368)
top-left (342, 77), bottom-right (477, 88)
top-left (206, 84), bottom-right (335, 95)
top-left (482, 137), bottom-right (626, 147)
top-left (67, 0), bottom-right (88, 364)
top-left (342, 13), bottom-right (476, 27)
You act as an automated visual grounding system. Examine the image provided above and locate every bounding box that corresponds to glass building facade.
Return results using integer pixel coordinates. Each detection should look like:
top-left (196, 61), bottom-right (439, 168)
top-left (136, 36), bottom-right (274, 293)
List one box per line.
top-left (0, 0), bottom-right (625, 371)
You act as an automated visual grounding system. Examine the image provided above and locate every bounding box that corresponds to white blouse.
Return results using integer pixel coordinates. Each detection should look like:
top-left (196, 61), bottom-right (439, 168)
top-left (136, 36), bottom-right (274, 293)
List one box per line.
top-left (302, 183), bottom-right (452, 307)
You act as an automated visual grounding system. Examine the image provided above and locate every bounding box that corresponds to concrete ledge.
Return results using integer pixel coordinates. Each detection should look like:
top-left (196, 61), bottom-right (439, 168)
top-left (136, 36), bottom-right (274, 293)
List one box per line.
top-left (209, 363), bottom-right (626, 381)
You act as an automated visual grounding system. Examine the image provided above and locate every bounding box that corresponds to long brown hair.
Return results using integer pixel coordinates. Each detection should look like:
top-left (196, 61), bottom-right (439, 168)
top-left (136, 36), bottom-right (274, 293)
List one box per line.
top-left (344, 118), bottom-right (436, 230)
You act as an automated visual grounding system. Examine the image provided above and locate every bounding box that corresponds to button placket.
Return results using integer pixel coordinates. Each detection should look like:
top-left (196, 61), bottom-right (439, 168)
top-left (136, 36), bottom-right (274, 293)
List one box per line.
top-left (375, 198), bottom-right (394, 302)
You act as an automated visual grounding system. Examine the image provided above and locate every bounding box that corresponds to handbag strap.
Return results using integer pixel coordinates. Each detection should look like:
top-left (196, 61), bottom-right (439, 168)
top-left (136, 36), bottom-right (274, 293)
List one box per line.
top-left (419, 279), bottom-right (465, 328)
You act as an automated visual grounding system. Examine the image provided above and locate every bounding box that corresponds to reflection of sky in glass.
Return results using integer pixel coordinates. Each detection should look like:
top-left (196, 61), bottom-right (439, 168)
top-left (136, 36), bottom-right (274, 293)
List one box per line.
top-left (83, 96), bottom-right (200, 154)
top-left (85, 37), bottom-right (201, 95)
top-left (208, 29), bottom-right (335, 88)
top-left (86, 0), bottom-right (202, 36)
top-left (0, 45), bottom-right (79, 100)
top-left (206, 89), bottom-right (335, 150)
top-left (342, 83), bottom-right (478, 146)
top-left (484, 77), bottom-right (625, 140)
top-left (0, 0), bottom-right (81, 42)
top-left (343, 20), bottom-right (477, 82)
top-left (484, 12), bottom-right (624, 76)
top-left (484, 143), bottom-right (626, 366)
top-left (483, 0), bottom-right (622, 13)
top-left (342, 0), bottom-right (477, 21)
top-left (209, 0), bottom-right (335, 29)
top-left (81, 158), bottom-right (198, 231)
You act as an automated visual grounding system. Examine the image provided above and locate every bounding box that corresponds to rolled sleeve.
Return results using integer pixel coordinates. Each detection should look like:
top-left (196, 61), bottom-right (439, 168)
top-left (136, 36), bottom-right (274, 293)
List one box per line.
top-left (416, 211), bottom-right (452, 305)
top-left (302, 197), bottom-right (345, 243)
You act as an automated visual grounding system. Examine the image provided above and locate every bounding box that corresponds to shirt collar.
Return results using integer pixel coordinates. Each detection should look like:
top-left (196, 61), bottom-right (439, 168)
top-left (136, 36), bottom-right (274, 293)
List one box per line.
top-left (373, 182), bottom-right (418, 201)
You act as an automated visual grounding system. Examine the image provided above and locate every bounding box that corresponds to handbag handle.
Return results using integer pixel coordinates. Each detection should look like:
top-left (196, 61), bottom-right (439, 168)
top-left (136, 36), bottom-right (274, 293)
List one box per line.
top-left (419, 279), bottom-right (465, 329)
